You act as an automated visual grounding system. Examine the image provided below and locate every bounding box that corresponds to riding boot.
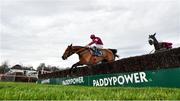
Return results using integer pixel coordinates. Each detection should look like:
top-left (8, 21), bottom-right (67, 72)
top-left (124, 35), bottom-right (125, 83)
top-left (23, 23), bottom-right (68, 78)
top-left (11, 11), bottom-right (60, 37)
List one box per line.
top-left (92, 46), bottom-right (102, 56)
top-left (96, 49), bottom-right (100, 56)
top-left (96, 48), bottom-right (102, 56)
top-left (96, 48), bottom-right (101, 56)
top-left (92, 47), bottom-right (97, 56)
top-left (95, 48), bottom-right (99, 56)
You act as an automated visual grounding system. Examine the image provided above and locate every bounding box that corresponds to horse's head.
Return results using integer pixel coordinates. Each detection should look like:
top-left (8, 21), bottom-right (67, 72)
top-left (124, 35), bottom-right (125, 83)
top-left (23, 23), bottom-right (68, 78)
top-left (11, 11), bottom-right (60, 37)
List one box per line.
top-left (148, 33), bottom-right (156, 45)
top-left (62, 44), bottom-right (74, 60)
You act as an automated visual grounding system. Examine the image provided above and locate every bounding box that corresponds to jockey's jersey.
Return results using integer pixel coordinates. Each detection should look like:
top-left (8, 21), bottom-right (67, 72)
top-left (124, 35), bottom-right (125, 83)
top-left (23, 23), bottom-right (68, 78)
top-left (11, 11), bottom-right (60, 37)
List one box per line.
top-left (89, 37), bottom-right (103, 46)
top-left (160, 42), bottom-right (173, 49)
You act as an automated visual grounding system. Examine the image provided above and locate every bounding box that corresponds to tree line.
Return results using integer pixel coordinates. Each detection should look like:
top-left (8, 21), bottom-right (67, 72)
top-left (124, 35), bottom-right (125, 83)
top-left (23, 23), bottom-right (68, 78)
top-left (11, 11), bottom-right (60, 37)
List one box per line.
top-left (0, 61), bottom-right (61, 74)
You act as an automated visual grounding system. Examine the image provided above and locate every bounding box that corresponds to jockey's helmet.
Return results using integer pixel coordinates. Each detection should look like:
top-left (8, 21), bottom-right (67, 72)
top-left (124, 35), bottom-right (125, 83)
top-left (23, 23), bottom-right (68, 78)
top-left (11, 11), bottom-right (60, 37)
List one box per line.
top-left (90, 34), bottom-right (95, 39)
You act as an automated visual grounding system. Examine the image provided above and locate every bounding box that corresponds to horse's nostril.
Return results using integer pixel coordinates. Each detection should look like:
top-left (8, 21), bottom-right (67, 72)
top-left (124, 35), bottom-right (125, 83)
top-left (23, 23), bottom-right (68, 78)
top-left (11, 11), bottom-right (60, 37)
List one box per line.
top-left (62, 56), bottom-right (65, 60)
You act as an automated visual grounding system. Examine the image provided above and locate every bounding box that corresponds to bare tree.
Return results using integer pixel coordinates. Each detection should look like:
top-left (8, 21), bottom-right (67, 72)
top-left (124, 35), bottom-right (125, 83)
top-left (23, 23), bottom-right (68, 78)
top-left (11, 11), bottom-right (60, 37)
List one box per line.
top-left (0, 61), bottom-right (10, 73)
top-left (37, 63), bottom-right (46, 71)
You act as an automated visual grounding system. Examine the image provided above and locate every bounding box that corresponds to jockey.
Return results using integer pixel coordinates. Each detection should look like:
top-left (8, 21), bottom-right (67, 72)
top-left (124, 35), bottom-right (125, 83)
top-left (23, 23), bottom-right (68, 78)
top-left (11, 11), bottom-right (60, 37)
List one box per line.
top-left (162, 42), bottom-right (173, 49)
top-left (87, 34), bottom-right (104, 56)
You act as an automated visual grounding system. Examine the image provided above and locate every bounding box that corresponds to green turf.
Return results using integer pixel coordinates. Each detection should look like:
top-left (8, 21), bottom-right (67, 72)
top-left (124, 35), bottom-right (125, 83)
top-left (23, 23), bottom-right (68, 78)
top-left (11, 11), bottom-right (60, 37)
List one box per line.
top-left (0, 82), bottom-right (179, 100)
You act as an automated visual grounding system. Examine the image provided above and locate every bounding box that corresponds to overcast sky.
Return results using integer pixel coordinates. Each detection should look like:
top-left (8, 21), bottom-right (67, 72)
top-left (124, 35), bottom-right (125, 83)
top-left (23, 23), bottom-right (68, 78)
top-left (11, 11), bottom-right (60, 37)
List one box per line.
top-left (0, 0), bottom-right (180, 69)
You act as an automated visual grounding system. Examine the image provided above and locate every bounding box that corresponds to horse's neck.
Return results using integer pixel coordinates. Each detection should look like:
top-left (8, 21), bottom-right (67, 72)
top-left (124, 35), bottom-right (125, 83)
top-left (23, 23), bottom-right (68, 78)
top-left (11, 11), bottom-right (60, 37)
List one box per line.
top-left (72, 46), bottom-right (86, 53)
top-left (73, 46), bottom-right (90, 56)
top-left (152, 37), bottom-right (160, 50)
top-left (152, 37), bottom-right (159, 44)
top-left (72, 46), bottom-right (81, 51)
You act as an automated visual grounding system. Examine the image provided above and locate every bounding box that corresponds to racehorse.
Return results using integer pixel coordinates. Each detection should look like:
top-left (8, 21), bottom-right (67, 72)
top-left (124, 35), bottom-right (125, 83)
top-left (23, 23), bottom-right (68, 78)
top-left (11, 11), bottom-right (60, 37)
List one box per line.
top-left (148, 33), bottom-right (172, 52)
top-left (62, 44), bottom-right (119, 70)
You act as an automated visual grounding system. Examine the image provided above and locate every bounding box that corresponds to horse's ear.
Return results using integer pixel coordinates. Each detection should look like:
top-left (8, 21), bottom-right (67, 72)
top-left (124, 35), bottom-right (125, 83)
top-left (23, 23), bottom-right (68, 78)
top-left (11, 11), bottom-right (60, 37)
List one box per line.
top-left (69, 43), bottom-right (72, 47)
top-left (154, 33), bottom-right (156, 36)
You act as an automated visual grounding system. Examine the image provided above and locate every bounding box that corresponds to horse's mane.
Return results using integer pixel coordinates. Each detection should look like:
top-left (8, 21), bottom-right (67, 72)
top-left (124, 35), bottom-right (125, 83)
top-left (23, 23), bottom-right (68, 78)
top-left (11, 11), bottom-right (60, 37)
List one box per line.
top-left (72, 46), bottom-right (88, 49)
top-left (69, 46), bottom-right (89, 52)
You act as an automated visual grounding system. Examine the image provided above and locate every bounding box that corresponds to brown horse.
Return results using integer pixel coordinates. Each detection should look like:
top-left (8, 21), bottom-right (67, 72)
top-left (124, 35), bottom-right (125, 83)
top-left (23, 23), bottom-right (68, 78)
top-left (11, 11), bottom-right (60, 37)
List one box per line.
top-left (62, 44), bottom-right (119, 70)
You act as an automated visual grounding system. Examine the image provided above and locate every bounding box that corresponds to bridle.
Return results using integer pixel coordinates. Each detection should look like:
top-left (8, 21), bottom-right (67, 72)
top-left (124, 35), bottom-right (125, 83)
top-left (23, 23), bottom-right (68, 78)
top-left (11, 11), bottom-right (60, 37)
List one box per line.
top-left (148, 37), bottom-right (154, 45)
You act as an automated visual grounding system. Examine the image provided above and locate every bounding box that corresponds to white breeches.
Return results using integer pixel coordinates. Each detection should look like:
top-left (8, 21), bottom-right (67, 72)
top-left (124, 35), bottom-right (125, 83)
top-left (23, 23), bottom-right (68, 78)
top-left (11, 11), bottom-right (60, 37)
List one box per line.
top-left (95, 44), bottom-right (103, 49)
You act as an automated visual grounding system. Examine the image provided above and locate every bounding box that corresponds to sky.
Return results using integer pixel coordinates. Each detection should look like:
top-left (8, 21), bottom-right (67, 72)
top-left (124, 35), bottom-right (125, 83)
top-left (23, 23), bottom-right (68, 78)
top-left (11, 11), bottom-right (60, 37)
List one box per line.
top-left (0, 0), bottom-right (180, 69)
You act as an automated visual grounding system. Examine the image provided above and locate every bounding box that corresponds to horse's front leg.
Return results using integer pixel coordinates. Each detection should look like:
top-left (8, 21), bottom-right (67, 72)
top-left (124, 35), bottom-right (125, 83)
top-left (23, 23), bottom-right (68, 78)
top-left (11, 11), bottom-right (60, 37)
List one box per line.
top-left (69, 62), bottom-right (81, 74)
top-left (71, 62), bottom-right (81, 69)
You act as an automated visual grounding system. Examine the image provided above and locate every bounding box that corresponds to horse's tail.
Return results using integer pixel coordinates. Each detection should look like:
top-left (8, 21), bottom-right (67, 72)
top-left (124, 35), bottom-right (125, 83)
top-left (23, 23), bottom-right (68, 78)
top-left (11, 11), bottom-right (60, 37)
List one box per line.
top-left (108, 49), bottom-right (119, 58)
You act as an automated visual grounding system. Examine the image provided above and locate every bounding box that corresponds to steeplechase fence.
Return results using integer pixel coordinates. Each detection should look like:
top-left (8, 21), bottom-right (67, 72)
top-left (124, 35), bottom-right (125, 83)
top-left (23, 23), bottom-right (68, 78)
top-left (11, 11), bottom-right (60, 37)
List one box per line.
top-left (38, 47), bottom-right (180, 87)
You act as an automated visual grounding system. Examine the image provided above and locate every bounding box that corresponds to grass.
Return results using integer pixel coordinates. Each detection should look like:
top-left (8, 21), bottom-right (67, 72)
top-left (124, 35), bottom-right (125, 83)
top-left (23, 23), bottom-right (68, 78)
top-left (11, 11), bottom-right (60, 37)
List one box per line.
top-left (0, 82), bottom-right (179, 100)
